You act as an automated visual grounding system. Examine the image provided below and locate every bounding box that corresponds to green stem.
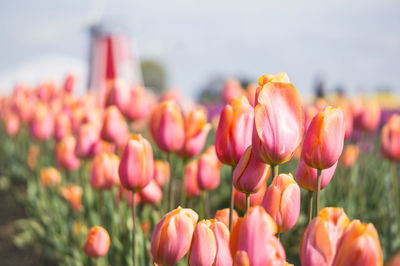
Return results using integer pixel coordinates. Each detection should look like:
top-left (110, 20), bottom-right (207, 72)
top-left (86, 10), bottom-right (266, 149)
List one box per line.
top-left (307, 190), bottom-right (314, 224)
top-left (181, 159), bottom-right (188, 207)
top-left (229, 166), bottom-right (235, 231)
top-left (245, 193), bottom-right (250, 212)
top-left (132, 191), bottom-right (136, 266)
top-left (167, 153), bottom-right (174, 210)
top-left (316, 169), bottom-right (322, 216)
top-left (270, 164), bottom-right (279, 186)
top-left (390, 162), bottom-right (399, 252)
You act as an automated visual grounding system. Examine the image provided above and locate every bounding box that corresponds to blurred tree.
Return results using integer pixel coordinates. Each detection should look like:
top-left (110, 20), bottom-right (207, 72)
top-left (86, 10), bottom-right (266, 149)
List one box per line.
top-left (197, 75), bottom-right (225, 104)
top-left (141, 59), bottom-right (166, 94)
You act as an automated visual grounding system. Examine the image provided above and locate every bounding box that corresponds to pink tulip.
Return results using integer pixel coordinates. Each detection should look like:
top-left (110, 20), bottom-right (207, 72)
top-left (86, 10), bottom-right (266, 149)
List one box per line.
top-left (83, 226), bottom-right (110, 258)
top-left (119, 134), bottom-right (154, 192)
top-left (60, 185), bottom-right (83, 212)
top-left (215, 208), bottom-right (239, 230)
top-left (151, 207), bottom-right (199, 265)
top-left (255, 72), bottom-right (290, 104)
top-left (101, 105), bottom-right (129, 146)
top-left (296, 159), bottom-right (337, 191)
top-left (90, 152), bottom-right (120, 190)
top-left (215, 96), bottom-right (254, 165)
top-left (54, 112), bottom-right (71, 142)
top-left (153, 160), bottom-right (170, 187)
top-left (381, 114), bottom-right (400, 161)
top-left (56, 136), bottom-right (80, 170)
top-left (30, 103), bottom-right (54, 140)
top-left (123, 86), bottom-right (153, 120)
top-left (185, 160), bottom-right (201, 198)
top-left (197, 146), bottom-right (222, 191)
top-left (222, 78), bottom-right (244, 104)
top-left (105, 79), bottom-right (130, 111)
top-left (139, 179), bottom-right (163, 204)
top-left (64, 73), bottom-right (75, 94)
top-left (188, 219), bottom-right (232, 266)
top-left (230, 206), bottom-right (285, 266)
top-left (5, 112), bottom-right (20, 137)
top-left (354, 100), bottom-right (381, 132)
top-left (75, 123), bottom-right (102, 158)
top-left (262, 174), bottom-right (301, 233)
top-left (301, 107), bottom-right (345, 169)
top-left (252, 82), bottom-right (304, 165)
top-left (150, 100), bottom-right (185, 152)
top-left (233, 146), bottom-right (270, 194)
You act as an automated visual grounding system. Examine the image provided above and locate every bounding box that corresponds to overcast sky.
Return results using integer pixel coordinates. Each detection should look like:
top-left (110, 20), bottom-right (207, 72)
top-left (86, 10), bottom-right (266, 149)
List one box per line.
top-left (1, 0), bottom-right (400, 97)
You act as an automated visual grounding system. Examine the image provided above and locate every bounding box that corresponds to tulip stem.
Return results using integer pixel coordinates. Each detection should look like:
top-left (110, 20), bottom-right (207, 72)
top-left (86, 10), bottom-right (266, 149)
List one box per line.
top-left (307, 190), bottom-right (314, 224)
top-left (181, 159), bottom-right (188, 207)
top-left (316, 169), bottom-right (322, 215)
top-left (167, 153), bottom-right (174, 210)
top-left (229, 166), bottom-right (235, 231)
top-left (245, 193), bottom-right (250, 212)
top-left (132, 191), bottom-right (136, 266)
top-left (390, 162), bottom-right (399, 246)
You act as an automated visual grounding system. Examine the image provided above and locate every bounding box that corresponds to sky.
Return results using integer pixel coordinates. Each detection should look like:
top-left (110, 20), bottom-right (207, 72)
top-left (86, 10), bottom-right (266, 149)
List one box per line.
top-left (0, 0), bottom-right (399, 98)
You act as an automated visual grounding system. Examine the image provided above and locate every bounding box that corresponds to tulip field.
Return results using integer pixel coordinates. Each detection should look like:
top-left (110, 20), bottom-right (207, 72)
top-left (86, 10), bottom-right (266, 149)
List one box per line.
top-left (1, 73), bottom-right (400, 265)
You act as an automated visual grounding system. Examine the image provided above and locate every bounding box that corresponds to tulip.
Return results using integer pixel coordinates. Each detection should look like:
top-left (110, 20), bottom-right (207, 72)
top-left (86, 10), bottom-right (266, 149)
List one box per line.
top-left (230, 206), bottom-right (286, 266)
top-left (90, 152), bottom-right (120, 190)
top-left (188, 219), bottom-right (232, 266)
top-left (119, 134), bottom-right (154, 192)
top-left (151, 207), bottom-right (199, 265)
top-left (300, 207), bottom-right (350, 266)
top-left (105, 79), bottom-right (130, 111)
top-left (252, 82), bottom-right (304, 166)
top-left (246, 83), bottom-right (256, 107)
top-left (150, 100), bottom-right (185, 152)
top-left (354, 100), bottom-right (381, 133)
top-left (233, 251), bottom-right (250, 266)
top-left (341, 144), bottom-right (359, 168)
top-left (234, 182), bottom-right (267, 212)
top-left (215, 96), bottom-right (254, 166)
top-left (215, 208), bottom-right (239, 229)
top-left (64, 73), bottom-right (75, 94)
top-left (332, 220), bottom-right (383, 266)
top-left (27, 144), bottom-right (40, 170)
top-left (40, 167), bottom-right (62, 188)
top-left (185, 160), bottom-right (201, 198)
top-left (54, 112), bottom-right (71, 142)
top-left (296, 159), bottom-right (338, 192)
top-left (222, 78), bottom-right (244, 104)
top-left (179, 107), bottom-right (211, 158)
top-left (83, 226), bottom-right (110, 258)
top-left (338, 101), bottom-right (354, 140)
top-left (381, 114), bottom-right (400, 161)
top-left (60, 185), bottom-right (83, 212)
top-left (255, 72), bottom-right (290, 104)
top-left (30, 103), bottom-right (54, 140)
top-left (197, 146), bottom-right (221, 191)
top-left (139, 179), bottom-right (163, 204)
top-left (124, 86), bottom-right (153, 120)
top-left (233, 146), bottom-right (270, 194)
top-left (75, 123), bottom-right (102, 159)
top-left (56, 136), bottom-right (80, 170)
top-left (386, 251), bottom-right (400, 266)
top-left (5, 112), bottom-right (20, 137)
top-left (101, 105), bottom-right (129, 146)
top-left (262, 174), bottom-right (301, 233)
top-left (153, 160), bottom-right (170, 187)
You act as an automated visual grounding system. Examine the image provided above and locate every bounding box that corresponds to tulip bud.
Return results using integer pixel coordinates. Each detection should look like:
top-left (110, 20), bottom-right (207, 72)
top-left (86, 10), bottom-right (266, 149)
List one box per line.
top-left (30, 103), bottom-right (54, 140)
top-left (5, 112), bottom-right (20, 137)
top-left (179, 107), bottom-right (211, 158)
top-left (230, 206), bottom-right (285, 265)
top-left (332, 220), bottom-right (383, 266)
top-left (64, 73), bottom-right (75, 94)
top-left (185, 160), bottom-right (201, 198)
top-left (234, 181), bottom-right (267, 212)
top-left (215, 96), bottom-right (254, 165)
top-left (56, 136), bottom-right (80, 170)
top-left (300, 207), bottom-right (350, 266)
top-left (75, 123), bottom-right (102, 159)
top-left (222, 79), bottom-right (244, 104)
top-left (301, 107), bottom-right (345, 169)
top-left (105, 79), bottom-right (130, 111)
top-left (101, 105), bottom-right (129, 146)
top-left (296, 159), bottom-right (337, 191)
top-left (90, 152), bottom-right (120, 190)
top-left (215, 208), bottom-right (239, 229)
top-left (124, 86), bottom-right (153, 120)
top-left (381, 114), bottom-right (400, 161)
top-left (60, 185), bottom-right (83, 212)
top-left (197, 146), bottom-right (222, 191)
top-left (27, 144), bottom-right (40, 170)
top-left (262, 174), bottom-right (301, 233)
top-left (151, 207), bottom-right (199, 265)
top-left (355, 100), bottom-right (381, 132)
top-left (253, 82), bottom-right (304, 165)
top-left (255, 72), bottom-right (290, 104)
top-left (54, 112), bottom-right (72, 142)
top-left (341, 144), bottom-right (359, 168)
top-left (153, 160), bottom-right (170, 187)
top-left (233, 146), bottom-right (270, 194)
top-left (40, 167), bottom-right (62, 188)
top-left (83, 226), bottom-right (110, 258)
top-left (150, 100), bottom-right (185, 152)
top-left (139, 179), bottom-right (163, 204)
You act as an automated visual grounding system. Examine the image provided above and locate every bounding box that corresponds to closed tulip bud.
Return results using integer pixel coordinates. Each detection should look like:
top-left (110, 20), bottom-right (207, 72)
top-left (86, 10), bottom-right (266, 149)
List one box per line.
top-left (215, 208), bottom-right (239, 229)
top-left (124, 86), bottom-right (153, 120)
top-left (101, 106), bottom-right (129, 146)
top-left (185, 160), bottom-right (201, 198)
top-left (296, 159), bottom-right (337, 191)
top-left (27, 144), bottom-right (40, 170)
top-left (5, 112), bottom-right (20, 136)
top-left (54, 112), bottom-right (71, 142)
top-left (300, 207), bottom-right (350, 266)
top-left (340, 102), bottom-right (354, 140)
top-left (119, 134), bottom-right (154, 192)
top-left (83, 226), bottom-right (110, 258)
top-left (105, 79), bottom-right (130, 111)
top-left (341, 144), bottom-right (359, 168)
top-left (40, 167), bottom-right (62, 188)
top-left (301, 107), bottom-right (345, 169)
top-left (234, 181), bottom-right (267, 212)
top-left (262, 174), bottom-right (301, 233)
top-left (222, 79), bottom-right (244, 104)
top-left (253, 82), bottom-right (304, 165)
top-left (179, 107), bottom-right (211, 158)
top-left (64, 73), bottom-right (75, 94)
top-left (153, 160), bottom-right (170, 187)
top-left (31, 103), bottom-right (54, 140)
top-left (197, 146), bottom-right (222, 191)
top-left (215, 96), bottom-right (254, 165)
top-left (75, 123), bottom-right (102, 158)
top-left (230, 206), bottom-right (285, 266)
top-left (189, 219), bottom-right (232, 266)
top-left (355, 100), bottom-right (381, 132)
top-left (332, 220), bottom-right (383, 266)
top-left (150, 100), bottom-right (185, 152)
top-left (151, 207), bottom-right (199, 265)
top-left (233, 146), bottom-right (270, 194)
top-left (60, 185), bottom-right (83, 212)
top-left (233, 251), bottom-right (250, 266)
top-left (381, 114), bottom-right (400, 161)
top-left (139, 179), bottom-right (163, 204)
top-left (90, 152), bottom-right (120, 190)
top-left (56, 136), bottom-right (80, 170)
top-left (255, 73), bottom-right (290, 104)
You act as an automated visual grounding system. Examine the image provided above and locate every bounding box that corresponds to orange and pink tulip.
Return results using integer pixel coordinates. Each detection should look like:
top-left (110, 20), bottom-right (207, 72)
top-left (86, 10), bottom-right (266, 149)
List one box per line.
top-left (197, 146), bottom-right (222, 191)
top-left (185, 160), bottom-right (201, 198)
top-left (40, 167), bottom-right (62, 188)
top-left (341, 144), bottom-right (359, 167)
top-left (215, 208), bottom-right (239, 229)
top-left (101, 105), bottom-right (129, 146)
top-left (83, 226), bottom-right (110, 258)
top-left (90, 152), bottom-right (120, 190)
top-left (296, 159), bottom-right (337, 191)
top-left (153, 160), bottom-right (170, 187)
top-left (381, 114), bottom-right (400, 161)
top-left (139, 179), bottom-right (163, 204)
top-left (56, 136), bottom-right (80, 170)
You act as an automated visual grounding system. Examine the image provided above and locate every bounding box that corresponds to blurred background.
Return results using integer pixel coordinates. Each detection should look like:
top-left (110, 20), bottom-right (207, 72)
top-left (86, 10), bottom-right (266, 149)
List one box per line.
top-left (1, 0), bottom-right (400, 99)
